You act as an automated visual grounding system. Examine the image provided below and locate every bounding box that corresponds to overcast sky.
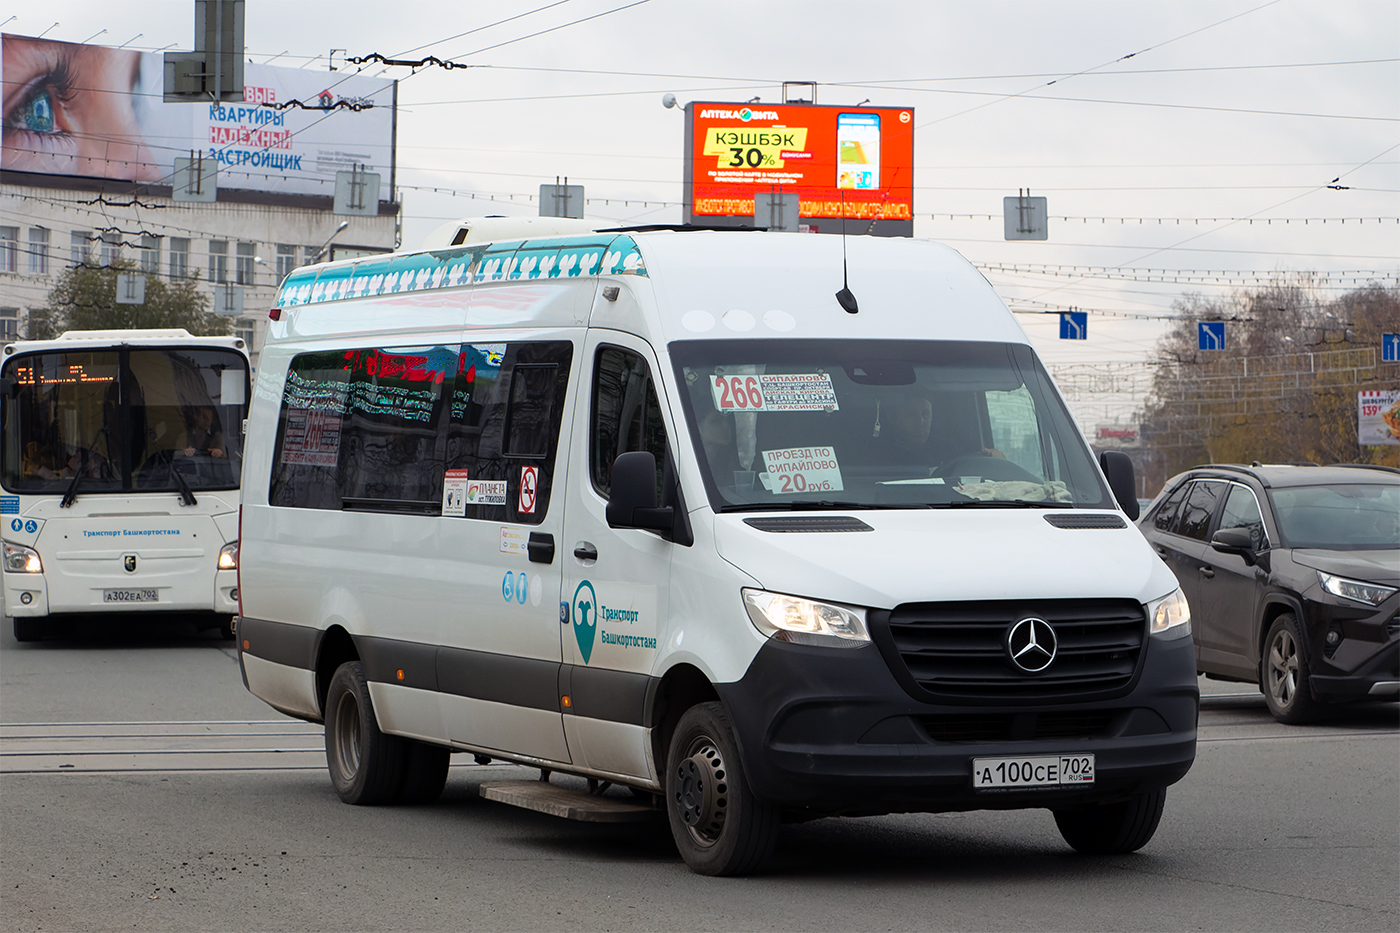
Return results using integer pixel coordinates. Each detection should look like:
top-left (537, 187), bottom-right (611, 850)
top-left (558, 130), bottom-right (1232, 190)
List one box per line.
top-left (6, 0), bottom-right (1397, 379)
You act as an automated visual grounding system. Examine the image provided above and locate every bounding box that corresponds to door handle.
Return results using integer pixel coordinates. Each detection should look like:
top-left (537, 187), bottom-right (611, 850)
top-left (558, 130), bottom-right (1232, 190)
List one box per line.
top-left (573, 542), bottom-right (598, 562)
top-left (527, 532), bottom-right (555, 564)
top-left (1198, 566), bottom-right (1215, 578)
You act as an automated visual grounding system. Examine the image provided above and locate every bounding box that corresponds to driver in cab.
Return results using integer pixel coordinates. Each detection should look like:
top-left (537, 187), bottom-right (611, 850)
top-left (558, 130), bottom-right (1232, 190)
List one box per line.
top-left (182, 406), bottom-right (225, 459)
top-left (875, 389), bottom-right (1002, 472)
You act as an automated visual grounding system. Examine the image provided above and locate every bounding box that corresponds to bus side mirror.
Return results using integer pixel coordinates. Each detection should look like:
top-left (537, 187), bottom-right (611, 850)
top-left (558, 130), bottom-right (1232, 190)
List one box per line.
top-left (1099, 451), bottom-right (1140, 521)
top-left (606, 451), bottom-right (674, 533)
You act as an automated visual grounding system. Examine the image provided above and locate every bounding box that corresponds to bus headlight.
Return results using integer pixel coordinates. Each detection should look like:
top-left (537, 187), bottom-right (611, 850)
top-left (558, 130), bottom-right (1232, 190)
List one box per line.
top-left (742, 588), bottom-right (870, 648)
top-left (3, 542), bottom-right (43, 574)
top-left (218, 541), bottom-right (238, 571)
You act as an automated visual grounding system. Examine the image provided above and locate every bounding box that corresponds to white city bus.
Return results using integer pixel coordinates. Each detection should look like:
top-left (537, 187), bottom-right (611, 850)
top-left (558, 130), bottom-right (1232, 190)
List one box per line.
top-left (1, 330), bottom-right (251, 640)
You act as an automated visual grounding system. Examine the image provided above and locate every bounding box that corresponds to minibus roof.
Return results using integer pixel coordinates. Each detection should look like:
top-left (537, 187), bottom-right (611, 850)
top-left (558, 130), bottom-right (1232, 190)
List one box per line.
top-left (273, 230), bottom-right (1027, 347)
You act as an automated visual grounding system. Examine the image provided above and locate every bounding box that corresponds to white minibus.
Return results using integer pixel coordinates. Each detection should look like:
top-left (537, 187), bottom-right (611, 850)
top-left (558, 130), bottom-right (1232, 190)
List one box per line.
top-left (237, 224), bottom-right (1197, 875)
top-left (2, 329), bottom-right (250, 640)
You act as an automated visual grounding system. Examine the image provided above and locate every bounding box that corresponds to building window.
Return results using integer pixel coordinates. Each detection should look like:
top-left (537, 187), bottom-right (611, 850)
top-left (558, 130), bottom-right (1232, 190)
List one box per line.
top-left (71, 230), bottom-right (92, 266)
top-left (0, 228), bottom-right (17, 273)
top-left (100, 231), bottom-right (121, 267)
top-left (169, 238), bottom-right (190, 279)
top-left (0, 308), bottom-right (18, 341)
top-left (209, 240), bottom-right (228, 284)
top-left (139, 235), bottom-right (161, 273)
top-left (236, 241), bottom-right (256, 285)
top-left (275, 243), bottom-right (298, 280)
top-left (28, 228), bottom-right (50, 274)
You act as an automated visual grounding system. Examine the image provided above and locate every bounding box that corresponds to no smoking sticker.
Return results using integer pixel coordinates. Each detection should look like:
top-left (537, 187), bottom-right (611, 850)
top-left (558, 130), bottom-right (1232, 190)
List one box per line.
top-left (519, 466), bottom-right (539, 514)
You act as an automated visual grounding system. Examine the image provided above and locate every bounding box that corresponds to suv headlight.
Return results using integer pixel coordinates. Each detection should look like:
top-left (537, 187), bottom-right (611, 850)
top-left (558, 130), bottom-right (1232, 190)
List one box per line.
top-left (217, 541), bottom-right (238, 571)
top-left (3, 541), bottom-right (43, 574)
top-left (1318, 571), bottom-right (1396, 607)
top-left (1147, 587), bottom-right (1191, 638)
top-left (742, 588), bottom-right (870, 648)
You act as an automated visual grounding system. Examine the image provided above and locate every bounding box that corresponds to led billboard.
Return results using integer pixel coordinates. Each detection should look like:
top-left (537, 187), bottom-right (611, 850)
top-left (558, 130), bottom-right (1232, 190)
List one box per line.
top-left (1, 34), bottom-right (394, 200)
top-left (683, 101), bottom-right (914, 236)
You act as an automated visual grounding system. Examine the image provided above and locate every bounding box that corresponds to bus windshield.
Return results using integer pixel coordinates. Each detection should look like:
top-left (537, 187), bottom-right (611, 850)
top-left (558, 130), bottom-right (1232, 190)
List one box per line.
top-left (669, 339), bottom-right (1113, 512)
top-left (2, 347), bottom-right (249, 496)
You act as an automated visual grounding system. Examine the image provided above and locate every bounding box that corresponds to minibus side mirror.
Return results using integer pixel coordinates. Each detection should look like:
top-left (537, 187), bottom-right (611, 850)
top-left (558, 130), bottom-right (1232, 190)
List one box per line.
top-left (606, 451), bottom-right (674, 533)
top-left (1098, 451), bottom-right (1140, 521)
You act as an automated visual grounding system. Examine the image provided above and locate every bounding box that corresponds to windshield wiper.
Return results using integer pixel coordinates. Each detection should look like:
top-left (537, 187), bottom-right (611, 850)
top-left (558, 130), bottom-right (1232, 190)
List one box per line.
top-left (937, 499), bottom-right (1075, 509)
top-left (718, 500), bottom-right (905, 512)
top-left (169, 461), bottom-right (198, 507)
top-left (59, 470), bottom-right (84, 509)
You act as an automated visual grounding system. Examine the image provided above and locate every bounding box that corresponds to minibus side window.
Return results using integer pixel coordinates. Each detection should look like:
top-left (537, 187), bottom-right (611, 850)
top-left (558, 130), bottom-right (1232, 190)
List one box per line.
top-left (590, 346), bottom-right (666, 501)
top-left (270, 345), bottom-right (455, 512)
top-left (444, 341), bottom-right (572, 524)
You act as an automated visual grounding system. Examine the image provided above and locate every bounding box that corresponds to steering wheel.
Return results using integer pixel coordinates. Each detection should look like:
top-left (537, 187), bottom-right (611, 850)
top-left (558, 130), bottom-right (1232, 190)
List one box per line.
top-left (934, 454), bottom-right (1041, 484)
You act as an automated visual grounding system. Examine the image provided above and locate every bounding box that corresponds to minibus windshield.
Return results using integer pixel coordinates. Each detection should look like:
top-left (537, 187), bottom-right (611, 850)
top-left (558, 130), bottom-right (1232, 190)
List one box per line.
top-left (670, 339), bottom-right (1113, 512)
top-left (2, 347), bottom-right (249, 497)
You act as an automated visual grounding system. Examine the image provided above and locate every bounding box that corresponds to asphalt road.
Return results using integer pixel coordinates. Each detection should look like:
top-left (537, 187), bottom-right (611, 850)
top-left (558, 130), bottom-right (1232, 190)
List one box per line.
top-left (1, 616), bottom-right (1396, 933)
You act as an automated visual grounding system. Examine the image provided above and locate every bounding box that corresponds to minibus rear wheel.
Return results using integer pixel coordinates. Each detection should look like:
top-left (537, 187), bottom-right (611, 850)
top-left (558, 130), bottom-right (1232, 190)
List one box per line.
top-left (324, 661), bottom-right (406, 805)
top-left (665, 702), bottom-right (778, 876)
top-left (1053, 787), bottom-right (1167, 854)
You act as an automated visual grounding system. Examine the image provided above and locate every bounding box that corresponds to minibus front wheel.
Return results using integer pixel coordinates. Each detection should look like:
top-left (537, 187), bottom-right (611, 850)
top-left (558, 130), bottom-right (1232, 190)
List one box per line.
top-left (324, 661), bottom-right (406, 805)
top-left (665, 702), bottom-right (778, 876)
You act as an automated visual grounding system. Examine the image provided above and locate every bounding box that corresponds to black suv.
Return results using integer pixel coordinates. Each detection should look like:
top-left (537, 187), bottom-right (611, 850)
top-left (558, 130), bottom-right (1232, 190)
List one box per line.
top-left (1138, 463), bottom-right (1399, 723)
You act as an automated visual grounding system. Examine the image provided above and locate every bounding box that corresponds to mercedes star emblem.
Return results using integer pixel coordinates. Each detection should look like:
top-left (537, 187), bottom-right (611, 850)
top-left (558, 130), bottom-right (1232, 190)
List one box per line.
top-left (1006, 616), bottom-right (1057, 673)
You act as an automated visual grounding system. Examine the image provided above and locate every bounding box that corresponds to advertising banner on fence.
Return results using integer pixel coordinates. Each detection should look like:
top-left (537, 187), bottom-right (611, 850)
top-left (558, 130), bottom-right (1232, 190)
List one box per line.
top-left (684, 101), bottom-right (914, 233)
top-left (1358, 389), bottom-right (1400, 446)
top-left (1, 33), bottom-right (394, 198)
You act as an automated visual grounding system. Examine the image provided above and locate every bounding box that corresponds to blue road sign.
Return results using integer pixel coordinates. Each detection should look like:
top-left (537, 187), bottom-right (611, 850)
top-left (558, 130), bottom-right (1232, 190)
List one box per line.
top-left (1059, 311), bottom-right (1088, 340)
top-left (1198, 321), bottom-right (1226, 351)
top-left (1383, 333), bottom-right (1400, 362)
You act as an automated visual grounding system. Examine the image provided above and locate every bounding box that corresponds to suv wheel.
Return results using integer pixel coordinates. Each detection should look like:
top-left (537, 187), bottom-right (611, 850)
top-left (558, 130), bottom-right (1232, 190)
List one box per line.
top-left (1262, 613), bottom-right (1322, 724)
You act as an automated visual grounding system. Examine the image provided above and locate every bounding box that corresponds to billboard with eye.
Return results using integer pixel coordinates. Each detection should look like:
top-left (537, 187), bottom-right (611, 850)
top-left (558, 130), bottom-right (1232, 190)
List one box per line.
top-left (683, 101), bottom-right (915, 236)
top-left (1, 33), bottom-right (394, 200)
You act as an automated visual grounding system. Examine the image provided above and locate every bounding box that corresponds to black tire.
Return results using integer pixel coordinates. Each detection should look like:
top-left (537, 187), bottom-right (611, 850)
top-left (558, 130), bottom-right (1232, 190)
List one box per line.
top-left (218, 616), bottom-right (236, 641)
top-left (664, 701), bottom-right (778, 876)
top-left (1262, 613), bottom-right (1322, 724)
top-left (13, 617), bottom-right (40, 642)
top-left (397, 741), bottom-right (450, 805)
top-left (1053, 787), bottom-right (1167, 854)
top-left (324, 661), bottom-right (406, 805)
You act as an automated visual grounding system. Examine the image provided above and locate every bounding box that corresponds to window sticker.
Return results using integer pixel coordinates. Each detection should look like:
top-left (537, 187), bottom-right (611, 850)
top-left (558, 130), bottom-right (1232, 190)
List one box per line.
top-left (443, 468), bottom-right (470, 516)
top-left (762, 446), bottom-right (844, 495)
top-left (709, 372), bottom-right (838, 413)
top-left (279, 408), bottom-right (341, 466)
top-left (519, 466), bottom-right (539, 514)
top-left (467, 479), bottom-right (508, 506)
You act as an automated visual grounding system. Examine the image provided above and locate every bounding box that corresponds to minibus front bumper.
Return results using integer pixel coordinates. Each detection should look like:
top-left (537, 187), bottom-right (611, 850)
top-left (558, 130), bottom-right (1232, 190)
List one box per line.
top-left (716, 625), bottom-right (1198, 816)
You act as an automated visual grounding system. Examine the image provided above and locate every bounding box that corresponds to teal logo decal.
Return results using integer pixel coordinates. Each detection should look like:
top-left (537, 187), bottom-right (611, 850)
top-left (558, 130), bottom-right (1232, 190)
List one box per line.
top-left (572, 579), bottom-right (598, 664)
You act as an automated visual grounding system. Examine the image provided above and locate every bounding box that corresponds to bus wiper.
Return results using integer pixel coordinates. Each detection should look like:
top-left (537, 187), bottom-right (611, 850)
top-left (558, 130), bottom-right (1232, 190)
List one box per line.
top-left (169, 461), bottom-right (198, 507)
top-left (59, 471), bottom-right (84, 509)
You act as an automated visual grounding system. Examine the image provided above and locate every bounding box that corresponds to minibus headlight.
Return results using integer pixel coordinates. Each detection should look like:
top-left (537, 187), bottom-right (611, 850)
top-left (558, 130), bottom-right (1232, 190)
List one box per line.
top-left (742, 588), bottom-right (870, 648)
top-left (3, 542), bottom-right (43, 574)
top-left (1147, 587), bottom-right (1191, 638)
top-left (218, 541), bottom-right (238, 571)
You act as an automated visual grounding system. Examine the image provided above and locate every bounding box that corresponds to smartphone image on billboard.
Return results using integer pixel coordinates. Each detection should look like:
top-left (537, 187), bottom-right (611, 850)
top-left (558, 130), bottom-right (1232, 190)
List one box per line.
top-left (837, 113), bottom-right (881, 190)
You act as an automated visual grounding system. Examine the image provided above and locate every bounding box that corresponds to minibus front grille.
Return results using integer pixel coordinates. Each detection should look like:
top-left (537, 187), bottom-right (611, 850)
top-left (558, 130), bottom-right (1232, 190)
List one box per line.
top-left (881, 599), bottom-right (1146, 702)
top-left (918, 710), bottom-right (1117, 743)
